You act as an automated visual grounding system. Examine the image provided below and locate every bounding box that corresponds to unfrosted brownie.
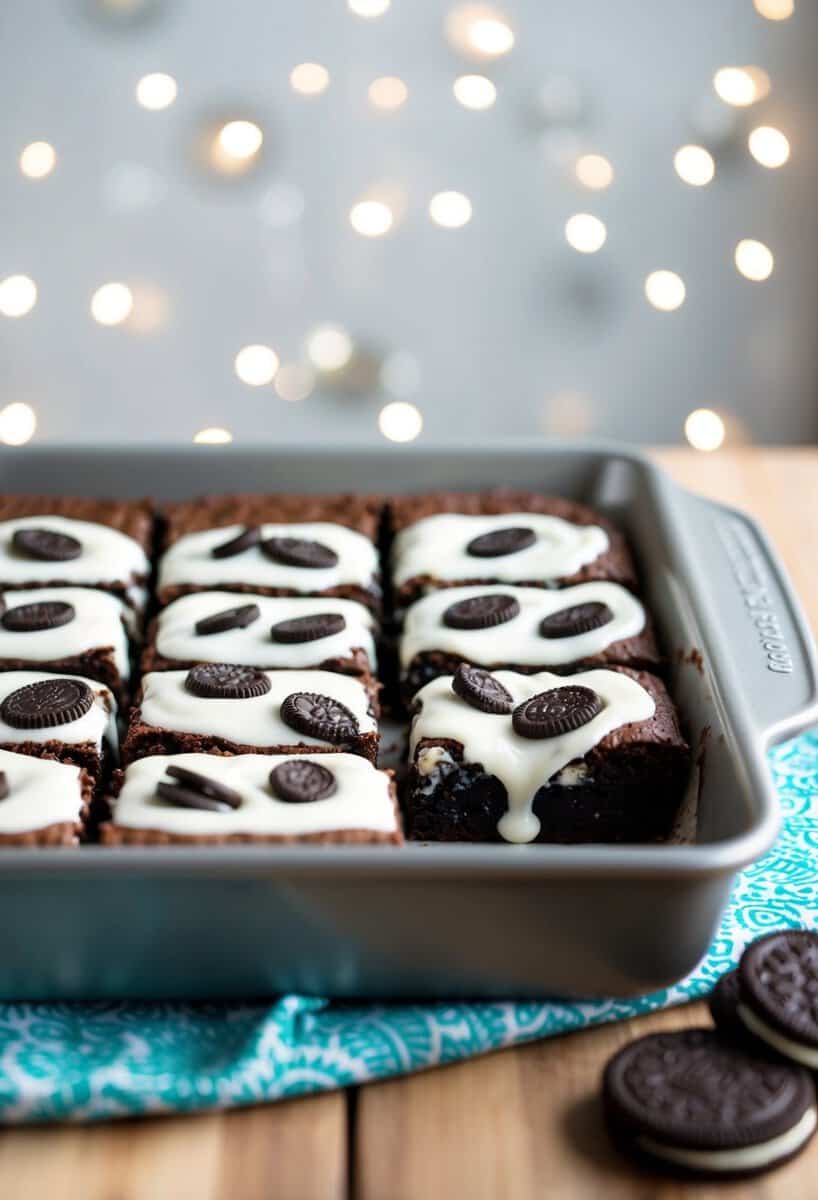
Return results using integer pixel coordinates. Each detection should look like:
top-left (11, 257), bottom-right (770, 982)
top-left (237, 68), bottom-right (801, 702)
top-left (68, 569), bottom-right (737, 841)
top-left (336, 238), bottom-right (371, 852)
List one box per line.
top-left (101, 751), bottom-right (402, 844)
top-left (0, 495), bottom-right (153, 610)
top-left (0, 747), bottom-right (93, 845)
top-left (390, 489), bottom-right (638, 608)
top-left (0, 671), bottom-right (117, 780)
top-left (141, 592), bottom-right (377, 681)
top-left (123, 668), bottom-right (380, 764)
top-left (399, 582), bottom-right (660, 701)
top-left (0, 587), bottom-right (134, 703)
top-left (406, 665), bottom-right (689, 844)
top-left (157, 493), bottom-right (382, 611)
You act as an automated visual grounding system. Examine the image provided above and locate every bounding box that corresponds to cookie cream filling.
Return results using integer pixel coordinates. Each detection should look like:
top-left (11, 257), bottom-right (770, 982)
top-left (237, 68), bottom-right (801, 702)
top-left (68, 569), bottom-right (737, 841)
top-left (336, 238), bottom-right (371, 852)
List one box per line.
top-left (393, 512), bottom-right (609, 589)
top-left (410, 669), bottom-right (655, 843)
top-left (0, 749), bottom-right (84, 833)
top-left (158, 522), bottom-right (379, 593)
top-left (0, 671), bottom-right (117, 752)
top-left (637, 1105), bottom-right (817, 1172)
top-left (0, 516), bottom-right (149, 593)
top-left (155, 592), bottom-right (377, 670)
top-left (139, 669), bottom-right (376, 746)
top-left (0, 587), bottom-right (132, 678)
top-left (111, 752), bottom-right (398, 837)
top-left (737, 1004), bottom-right (818, 1069)
top-left (400, 582), bottom-right (646, 669)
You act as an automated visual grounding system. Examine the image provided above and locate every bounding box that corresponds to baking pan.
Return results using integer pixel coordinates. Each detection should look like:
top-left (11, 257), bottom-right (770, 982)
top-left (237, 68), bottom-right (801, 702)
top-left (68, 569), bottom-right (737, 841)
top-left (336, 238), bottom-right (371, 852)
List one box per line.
top-left (0, 443), bottom-right (814, 1001)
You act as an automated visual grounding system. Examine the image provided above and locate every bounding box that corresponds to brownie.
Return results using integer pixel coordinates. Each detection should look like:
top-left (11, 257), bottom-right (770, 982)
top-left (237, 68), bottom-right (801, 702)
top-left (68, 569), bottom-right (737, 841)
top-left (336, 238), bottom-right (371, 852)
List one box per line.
top-left (0, 587), bottom-right (134, 704)
top-left (122, 668), bottom-right (380, 764)
top-left (0, 671), bottom-right (117, 780)
top-left (406, 666), bottom-right (689, 844)
top-left (0, 748), bottom-right (93, 845)
top-left (399, 582), bottom-right (661, 703)
top-left (141, 591), bottom-right (378, 681)
top-left (156, 493), bottom-right (383, 611)
top-left (100, 751), bottom-right (403, 844)
top-left (0, 494), bottom-right (153, 610)
top-left (389, 489), bottom-right (638, 609)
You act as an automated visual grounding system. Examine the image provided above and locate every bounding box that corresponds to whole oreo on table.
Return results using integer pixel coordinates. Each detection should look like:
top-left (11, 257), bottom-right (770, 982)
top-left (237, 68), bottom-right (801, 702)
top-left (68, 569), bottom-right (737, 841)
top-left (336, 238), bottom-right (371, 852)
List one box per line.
top-left (452, 664), bottom-right (514, 715)
top-left (2, 600), bottom-right (75, 633)
top-left (157, 764), bottom-right (242, 812)
top-left (280, 691), bottom-right (359, 743)
top-left (443, 593), bottom-right (520, 630)
top-left (539, 601), bottom-right (613, 640)
top-left (270, 759), bottom-right (337, 804)
top-left (211, 526), bottom-right (261, 559)
top-left (737, 930), bottom-right (818, 1066)
top-left (185, 663), bottom-right (271, 700)
top-left (194, 603), bottom-right (260, 636)
top-left (12, 528), bottom-right (82, 562)
top-left (512, 685), bottom-right (602, 739)
top-left (466, 526), bottom-right (536, 558)
top-left (270, 612), bottom-right (346, 644)
top-left (707, 970), bottom-right (755, 1046)
top-left (261, 537), bottom-right (339, 569)
top-left (0, 677), bottom-right (93, 729)
top-left (603, 1028), bottom-right (816, 1178)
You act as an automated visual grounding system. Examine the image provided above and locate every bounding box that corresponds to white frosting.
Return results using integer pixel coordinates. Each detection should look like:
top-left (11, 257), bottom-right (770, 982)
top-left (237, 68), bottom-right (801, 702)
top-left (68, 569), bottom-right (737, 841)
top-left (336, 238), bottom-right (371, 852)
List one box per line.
top-left (0, 671), bottom-right (117, 753)
top-left (410, 668), bottom-right (656, 844)
top-left (737, 1004), bottom-right (818, 1069)
top-left (138, 669), bottom-right (376, 747)
top-left (0, 587), bottom-right (131, 679)
top-left (400, 582), bottom-right (646, 669)
top-left (158, 522), bottom-right (379, 593)
top-left (0, 748), bottom-right (84, 833)
top-left (111, 752), bottom-right (398, 837)
top-left (0, 515), bottom-right (149, 595)
top-left (638, 1106), bottom-right (817, 1172)
top-left (393, 512), bottom-right (609, 589)
top-left (154, 591), bottom-right (377, 670)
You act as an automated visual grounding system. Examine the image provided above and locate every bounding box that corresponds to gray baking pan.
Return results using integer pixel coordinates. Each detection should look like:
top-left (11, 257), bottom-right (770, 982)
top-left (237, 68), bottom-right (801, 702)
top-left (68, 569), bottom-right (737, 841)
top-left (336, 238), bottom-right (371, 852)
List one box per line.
top-left (0, 443), bottom-right (815, 1001)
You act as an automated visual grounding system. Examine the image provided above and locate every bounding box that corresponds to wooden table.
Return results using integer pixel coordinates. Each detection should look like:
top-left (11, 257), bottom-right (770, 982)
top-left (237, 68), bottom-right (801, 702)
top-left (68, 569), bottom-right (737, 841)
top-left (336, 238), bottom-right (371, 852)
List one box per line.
top-left (3, 447), bottom-right (818, 1200)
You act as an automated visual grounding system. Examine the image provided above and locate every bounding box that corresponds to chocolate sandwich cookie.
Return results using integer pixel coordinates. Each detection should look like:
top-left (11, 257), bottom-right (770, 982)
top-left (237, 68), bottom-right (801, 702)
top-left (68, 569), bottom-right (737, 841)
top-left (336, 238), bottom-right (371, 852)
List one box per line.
top-left (603, 1028), bottom-right (817, 1179)
top-left (0, 678), bottom-right (93, 729)
top-left (280, 692), bottom-right (359, 744)
top-left (511, 685), bottom-right (603, 739)
top-left (736, 929), bottom-right (818, 1067)
top-left (708, 970), bottom-right (758, 1046)
top-left (194, 603), bottom-right (260, 636)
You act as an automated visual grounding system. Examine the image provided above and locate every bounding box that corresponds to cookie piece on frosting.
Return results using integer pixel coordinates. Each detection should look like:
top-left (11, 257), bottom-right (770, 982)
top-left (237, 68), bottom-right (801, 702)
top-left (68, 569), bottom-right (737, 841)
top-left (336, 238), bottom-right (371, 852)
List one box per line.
top-left (0, 747), bottom-right (93, 845)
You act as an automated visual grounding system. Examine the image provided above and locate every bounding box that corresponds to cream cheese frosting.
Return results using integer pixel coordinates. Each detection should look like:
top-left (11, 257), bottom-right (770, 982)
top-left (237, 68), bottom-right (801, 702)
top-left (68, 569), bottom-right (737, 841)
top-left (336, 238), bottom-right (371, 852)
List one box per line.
top-left (0, 587), bottom-right (132, 679)
top-left (0, 748), bottom-right (85, 834)
top-left (0, 671), bottom-right (117, 753)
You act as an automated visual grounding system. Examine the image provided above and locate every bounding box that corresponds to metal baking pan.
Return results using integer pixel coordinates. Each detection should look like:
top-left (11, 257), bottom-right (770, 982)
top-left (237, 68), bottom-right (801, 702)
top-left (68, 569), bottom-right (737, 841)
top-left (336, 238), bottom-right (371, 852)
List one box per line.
top-left (0, 443), bottom-right (814, 1001)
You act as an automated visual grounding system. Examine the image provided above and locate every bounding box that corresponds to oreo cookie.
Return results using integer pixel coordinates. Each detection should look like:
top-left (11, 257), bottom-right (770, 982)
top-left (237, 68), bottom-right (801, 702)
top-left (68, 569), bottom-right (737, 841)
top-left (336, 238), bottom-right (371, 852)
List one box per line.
top-left (261, 537), bottom-right (338, 569)
top-left (270, 613), bottom-right (346, 644)
top-left (737, 930), bottom-right (818, 1067)
top-left (452, 665), bottom-right (513, 715)
top-left (539, 601), bottom-right (613, 640)
top-left (0, 678), bottom-right (93, 729)
top-left (707, 970), bottom-right (755, 1046)
top-left (194, 603), bottom-right (260, 636)
top-left (157, 765), bottom-right (242, 813)
top-left (185, 664), bottom-right (271, 700)
top-left (603, 1028), bottom-right (817, 1178)
top-left (2, 600), bottom-right (75, 632)
top-left (211, 526), bottom-right (261, 559)
top-left (443, 593), bottom-right (519, 630)
top-left (512, 685), bottom-right (602, 739)
top-left (466, 527), bottom-right (536, 558)
top-left (12, 528), bottom-right (82, 562)
top-left (280, 692), bottom-right (359, 743)
top-left (270, 759), bottom-right (337, 804)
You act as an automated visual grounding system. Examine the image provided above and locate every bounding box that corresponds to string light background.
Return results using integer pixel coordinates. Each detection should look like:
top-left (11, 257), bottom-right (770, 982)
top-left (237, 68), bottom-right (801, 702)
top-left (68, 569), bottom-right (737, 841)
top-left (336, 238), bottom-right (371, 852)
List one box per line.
top-left (0, 0), bottom-right (813, 450)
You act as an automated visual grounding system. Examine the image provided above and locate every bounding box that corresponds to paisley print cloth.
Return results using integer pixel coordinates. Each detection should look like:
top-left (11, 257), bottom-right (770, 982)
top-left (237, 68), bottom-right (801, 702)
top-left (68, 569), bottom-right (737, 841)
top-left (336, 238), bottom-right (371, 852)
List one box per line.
top-left (0, 733), bottom-right (815, 1123)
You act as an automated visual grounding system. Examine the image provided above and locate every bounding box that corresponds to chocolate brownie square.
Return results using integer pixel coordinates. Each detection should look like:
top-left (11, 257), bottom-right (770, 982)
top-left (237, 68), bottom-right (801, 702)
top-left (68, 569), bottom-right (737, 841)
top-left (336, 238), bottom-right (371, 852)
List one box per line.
top-left (0, 495), bottom-right (153, 610)
top-left (157, 493), bottom-right (382, 611)
top-left (0, 748), bottom-right (93, 845)
top-left (141, 591), bottom-right (377, 681)
top-left (406, 665), bottom-right (689, 844)
top-left (0, 587), bottom-right (134, 704)
top-left (399, 582), bottom-right (661, 701)
top-left (100, 751), bottom-right (402, 844)
top-left (122, 668), bottom-right (380, 764)
top-left (390, 489), bottom-right (638, 609)
top-left (0, 671), bottom-right (117, 780)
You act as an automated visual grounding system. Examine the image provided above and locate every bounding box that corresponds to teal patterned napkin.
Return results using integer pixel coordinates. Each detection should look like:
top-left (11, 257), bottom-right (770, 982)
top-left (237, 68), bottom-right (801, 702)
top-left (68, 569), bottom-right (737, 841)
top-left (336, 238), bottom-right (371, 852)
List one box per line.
top-left (1, 732), bottom-right (816, 1124)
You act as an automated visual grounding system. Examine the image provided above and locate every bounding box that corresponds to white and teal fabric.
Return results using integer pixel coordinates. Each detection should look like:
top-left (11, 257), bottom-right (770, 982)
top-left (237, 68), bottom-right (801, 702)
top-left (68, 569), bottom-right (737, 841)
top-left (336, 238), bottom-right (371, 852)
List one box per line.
top-left (1, 732), bottom-right (816, 1123)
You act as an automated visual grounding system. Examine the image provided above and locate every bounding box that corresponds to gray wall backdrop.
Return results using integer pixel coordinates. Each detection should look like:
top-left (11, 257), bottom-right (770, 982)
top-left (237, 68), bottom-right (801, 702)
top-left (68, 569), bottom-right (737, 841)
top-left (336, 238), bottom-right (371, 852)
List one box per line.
top-left (1, 0), bottom-right (816, 445)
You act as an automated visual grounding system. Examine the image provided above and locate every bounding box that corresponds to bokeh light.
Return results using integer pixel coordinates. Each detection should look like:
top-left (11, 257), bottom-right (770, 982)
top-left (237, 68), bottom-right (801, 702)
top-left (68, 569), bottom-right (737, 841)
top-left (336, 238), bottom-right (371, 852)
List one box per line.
top-left (713, 66), bottom-right (770, 107)
top-left (348, 0), bottom-right (390, 15)
top-left (564, 213), bottom-right (607, 253)
top-left (349, 200), bottom-right (394, 237)
top-left (673, 144), bottom-right (715, 186)
top-left (748, 126), bottom-right (790, 168)
top-left (754, 0), bottom-right (794, 18)
top-left (685, 408), bottom-right (725, 452)
top-left (234, 344), bottom-right (279, 386)
top-left (90, 283), bottom-right (133, 326)
top-left (574, 154), bottom-right (613, 190)
top-left (378, 401), bottom-right (423, 442)
top-left (368, 77), bottom-right (408, 110)
top-left (429, 191), bottom-right (472, 228)
top-left (290, 63), bottom-right (330, 96)
top-left (0, 403), bottom-right (36, 446)
top-left (735, 239), bottom-right (774, 281)
top-left (136, 72), bottom-right (177, 110)
top-left (19, 142), bottom-right (56, 179)
top-left (218, 120), bottom-right (263, 159)
top-left (453, 75), bottom-right (496, 110)
top-left (0, 275), bottom-right (37, 318)
top-left (446, 6), bottom-right (514, 60)
top-left (645, 270), bottom-right (686, 311)
top-left (274, 364), bottom-right (315, 402)
top-left (306, 324), bottom-right (354, 371)
top-left (194, 427), bottom-right (233, 444)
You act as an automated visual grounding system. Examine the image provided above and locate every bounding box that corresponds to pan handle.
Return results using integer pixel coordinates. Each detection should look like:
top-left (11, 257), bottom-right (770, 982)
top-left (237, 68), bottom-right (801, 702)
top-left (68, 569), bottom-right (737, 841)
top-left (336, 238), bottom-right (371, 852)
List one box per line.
top-left (670, 487), bottom-right (818, 748)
